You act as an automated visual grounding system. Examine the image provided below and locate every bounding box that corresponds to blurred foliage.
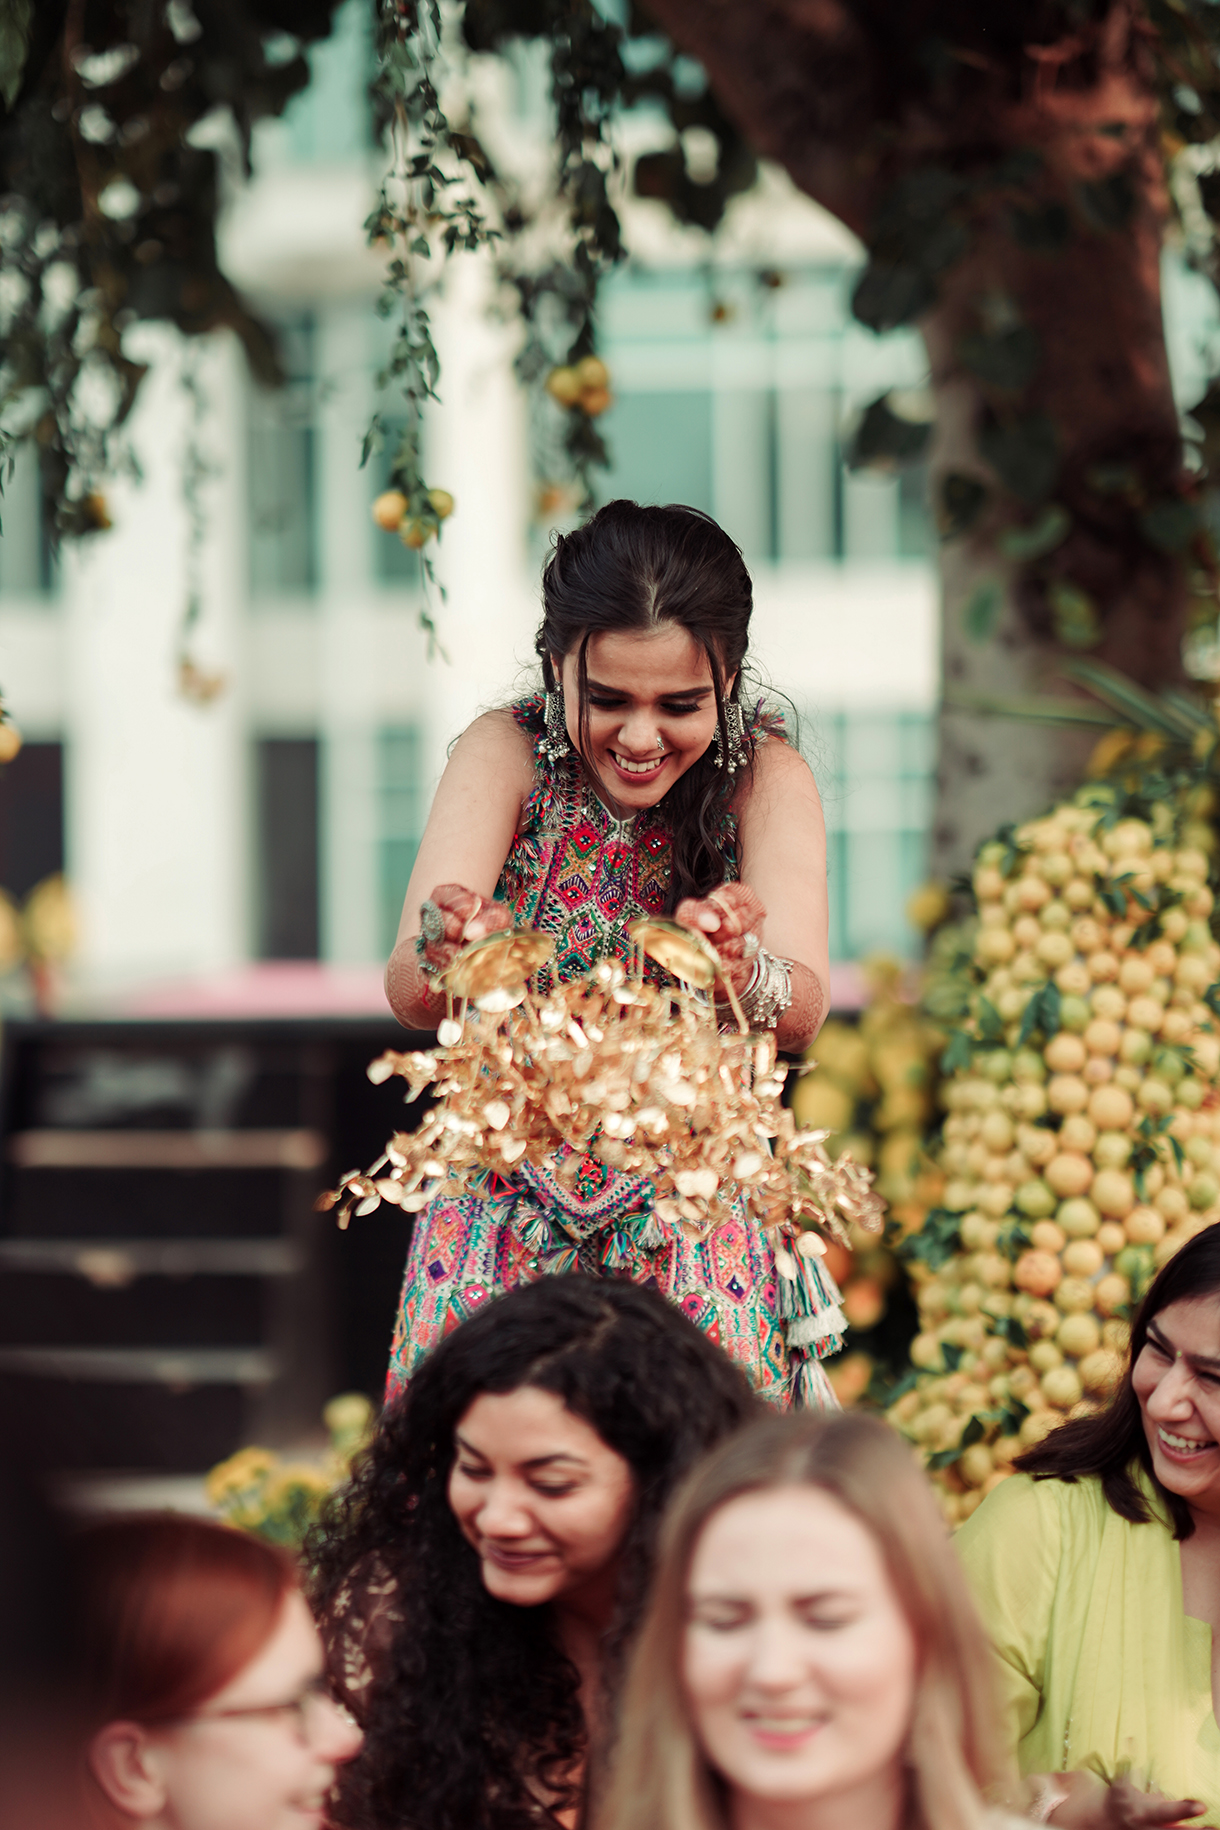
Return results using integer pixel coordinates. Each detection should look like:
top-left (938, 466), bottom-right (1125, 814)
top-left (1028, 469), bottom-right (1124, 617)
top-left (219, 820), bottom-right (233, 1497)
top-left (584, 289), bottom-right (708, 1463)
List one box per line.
top-left (637, 0), bottom-right (1220, 674)
top-left (0, 0), bottom-right (346, 537)
top-left (206, 1390), bottom-right (375, 1549)
top-left (7, 0), bottom-right (1220, 675)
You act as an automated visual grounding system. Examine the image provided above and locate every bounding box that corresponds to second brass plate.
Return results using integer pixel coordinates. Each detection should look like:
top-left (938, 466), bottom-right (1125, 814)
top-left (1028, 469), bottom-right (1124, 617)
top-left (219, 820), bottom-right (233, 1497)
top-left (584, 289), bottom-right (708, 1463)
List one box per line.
top-left (627, 918), bottom-right (719, 990)
top-left (443, 927), bottom-right (555, 999)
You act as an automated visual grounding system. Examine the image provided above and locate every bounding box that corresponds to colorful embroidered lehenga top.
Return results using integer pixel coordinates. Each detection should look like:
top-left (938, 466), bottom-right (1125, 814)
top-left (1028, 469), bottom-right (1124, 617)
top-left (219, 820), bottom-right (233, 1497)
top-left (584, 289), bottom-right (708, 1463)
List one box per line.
top-left (385, 695), bottom-right (845, 1410)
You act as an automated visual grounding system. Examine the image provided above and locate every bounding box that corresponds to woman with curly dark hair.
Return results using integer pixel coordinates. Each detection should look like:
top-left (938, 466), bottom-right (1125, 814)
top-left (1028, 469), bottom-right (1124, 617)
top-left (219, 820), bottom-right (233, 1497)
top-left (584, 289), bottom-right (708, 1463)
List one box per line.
top-left (309, 1275), bottom-right (757, 1830)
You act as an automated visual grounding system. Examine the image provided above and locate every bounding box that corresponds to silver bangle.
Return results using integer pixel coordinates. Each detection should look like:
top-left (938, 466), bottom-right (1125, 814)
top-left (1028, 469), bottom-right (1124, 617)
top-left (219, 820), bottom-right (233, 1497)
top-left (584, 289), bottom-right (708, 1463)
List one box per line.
top-left (718, 947), bottom-right (793, 1030)
top-left (415, 899), bottom-right (446, 985)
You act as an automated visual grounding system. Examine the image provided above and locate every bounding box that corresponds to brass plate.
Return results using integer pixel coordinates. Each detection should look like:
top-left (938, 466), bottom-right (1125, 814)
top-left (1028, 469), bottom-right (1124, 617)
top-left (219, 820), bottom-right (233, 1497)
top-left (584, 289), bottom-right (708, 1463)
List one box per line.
top-left (442, 928), bottom-right (555, 999)
top-left (627, 918), bottom-right (718, 990)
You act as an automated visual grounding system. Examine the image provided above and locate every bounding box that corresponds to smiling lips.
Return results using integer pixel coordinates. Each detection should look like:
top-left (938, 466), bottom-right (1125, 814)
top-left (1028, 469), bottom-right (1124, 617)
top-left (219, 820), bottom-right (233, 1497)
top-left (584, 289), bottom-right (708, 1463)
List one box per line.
top-left (742, 1713), bottom-right (827, 1751)
top-left (1158, 1426), bottom-right (1218, 1459)
top-left (611, 750), bottom-right (667, 777)
top-left (482, 1542), bottom-right (555, 1572)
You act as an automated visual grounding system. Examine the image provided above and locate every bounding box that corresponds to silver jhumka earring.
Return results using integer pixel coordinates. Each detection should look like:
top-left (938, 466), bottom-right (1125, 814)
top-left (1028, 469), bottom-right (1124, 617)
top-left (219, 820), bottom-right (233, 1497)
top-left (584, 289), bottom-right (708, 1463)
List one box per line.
top-left (542, 688), bottom-right (571, 762)
top-left (711, 700), bottom-right (747, 774)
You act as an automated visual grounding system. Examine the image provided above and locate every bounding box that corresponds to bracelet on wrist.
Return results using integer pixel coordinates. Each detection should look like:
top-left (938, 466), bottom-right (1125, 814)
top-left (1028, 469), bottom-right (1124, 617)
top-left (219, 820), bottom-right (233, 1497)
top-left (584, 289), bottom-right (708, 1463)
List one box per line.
top-left (715, 946), bottom-right (794, 1031)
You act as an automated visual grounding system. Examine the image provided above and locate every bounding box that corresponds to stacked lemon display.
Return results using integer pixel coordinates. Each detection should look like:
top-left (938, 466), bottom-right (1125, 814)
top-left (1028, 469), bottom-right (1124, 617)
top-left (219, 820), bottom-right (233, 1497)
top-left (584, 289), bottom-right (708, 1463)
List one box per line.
top-left (889, 786), bottom-right (1220, 1524)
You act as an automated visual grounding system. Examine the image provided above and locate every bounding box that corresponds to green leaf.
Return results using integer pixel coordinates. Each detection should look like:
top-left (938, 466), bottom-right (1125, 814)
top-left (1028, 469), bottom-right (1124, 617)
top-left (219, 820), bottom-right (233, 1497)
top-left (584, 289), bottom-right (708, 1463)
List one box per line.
top-left (958, 324), bottom-right (1040, 392)
top-left (996, 1219), bottom-right (1033, 1261)
top-left (993, 1314), bottom-right (1029, 1350)
top-left (998, 1397), bottom-right (1031, 1434)
top-left (1049, 580), bottom-right (1102, 650)
top-left (1017, 980), bottom-right (1060, 1046)
top-left (1039, 979), bottom-right (1062, 1036)
top-left (979, 413), bottom-right (1060, 504)
top-left (998, 503), bottom-right (1071, 561)
top-left (940, 1029), bottom-right (974, 1073)
top-left (941, 1342), bottom-right (964, 1372)
top-left (926, 1413), bottom-right (985, 1470)
top-left (964, 579), bottom-right (1003, 642)
top-left (851, 261), bottom-right (936, 333)
top-left (847, 394), bottom-right (932, 471)
top-left (1059, 660), bottom-right (1205, 739)
top-left (976, 996), bottom-right (1005, 1042)
top-left (1112, 871), bottom-right (1156, 912)
top-left (0, 0), bottom-right (32, 111)
top-left (1139, 499), bottom-right (1199, 553)
top-left (898, 1207), bottom-right (965, 1271)
top-left (940, 472), bottom-right (989, 538)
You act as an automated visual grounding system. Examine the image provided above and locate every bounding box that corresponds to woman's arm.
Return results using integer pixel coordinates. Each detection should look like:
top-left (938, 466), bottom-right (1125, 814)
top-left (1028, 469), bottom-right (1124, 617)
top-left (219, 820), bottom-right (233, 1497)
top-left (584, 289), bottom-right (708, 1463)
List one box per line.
top-left (385, 711), bottom-right (535, 1028)
top-left (955, 1472), bottom-right (1062, 1756)
top-left (675, 739), bottom-right (830, 1053)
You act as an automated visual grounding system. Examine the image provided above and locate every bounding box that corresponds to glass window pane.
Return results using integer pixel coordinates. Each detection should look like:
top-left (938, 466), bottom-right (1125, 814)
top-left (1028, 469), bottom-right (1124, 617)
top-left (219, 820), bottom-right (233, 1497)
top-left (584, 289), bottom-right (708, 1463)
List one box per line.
top-left (378, 726), bottom-right (424, 957)
top-left (248, 316), bottom-right (317, 596)
top-left (0, 446), bottom-right (51, 597)
top-left (255, 739), bottom-right (319, 959)
top-left (598, 390), bottom-right (713, 514)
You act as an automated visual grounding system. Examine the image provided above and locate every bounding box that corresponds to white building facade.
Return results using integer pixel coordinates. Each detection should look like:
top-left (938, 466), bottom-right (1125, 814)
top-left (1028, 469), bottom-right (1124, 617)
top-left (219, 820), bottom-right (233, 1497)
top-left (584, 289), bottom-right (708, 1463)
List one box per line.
top-left (0, 5), bottom-right (957, 1008)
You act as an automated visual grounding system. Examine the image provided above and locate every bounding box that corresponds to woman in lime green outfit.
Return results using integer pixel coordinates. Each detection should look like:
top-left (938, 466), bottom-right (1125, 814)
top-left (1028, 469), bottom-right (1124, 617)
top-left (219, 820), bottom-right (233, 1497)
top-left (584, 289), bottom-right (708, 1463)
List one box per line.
top-left (957, 1223), bottom-right (1220, 1830)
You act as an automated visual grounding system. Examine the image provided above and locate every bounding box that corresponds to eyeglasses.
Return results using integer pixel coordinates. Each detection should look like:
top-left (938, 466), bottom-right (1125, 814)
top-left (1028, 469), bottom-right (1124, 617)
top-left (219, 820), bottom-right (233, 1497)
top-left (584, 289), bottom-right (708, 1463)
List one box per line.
top-left (176, 1675), bottom-right (355, 1744)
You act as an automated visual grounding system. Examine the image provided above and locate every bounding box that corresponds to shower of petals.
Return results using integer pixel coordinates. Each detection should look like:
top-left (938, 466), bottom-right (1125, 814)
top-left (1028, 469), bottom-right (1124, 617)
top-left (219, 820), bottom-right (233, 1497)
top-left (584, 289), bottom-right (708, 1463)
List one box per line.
top-left (323, 949), bottom-right (884, 1254)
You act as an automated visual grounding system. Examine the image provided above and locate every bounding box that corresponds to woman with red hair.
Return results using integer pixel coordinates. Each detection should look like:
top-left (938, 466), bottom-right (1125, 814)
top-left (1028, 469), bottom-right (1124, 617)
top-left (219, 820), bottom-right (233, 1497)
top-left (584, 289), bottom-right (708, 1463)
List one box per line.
top-left (77, 1514), bottom-right (361, 1830)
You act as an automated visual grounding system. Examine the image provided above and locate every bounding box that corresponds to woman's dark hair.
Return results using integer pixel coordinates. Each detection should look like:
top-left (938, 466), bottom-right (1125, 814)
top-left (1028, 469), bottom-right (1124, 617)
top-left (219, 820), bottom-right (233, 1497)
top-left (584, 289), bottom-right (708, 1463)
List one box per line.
top-left (308, 1276), bottom-right (758, 1830)
top-left (537, 500), bottom-right (757, 904)
top-left (1016, 1221), bottom-right (1220, 1538)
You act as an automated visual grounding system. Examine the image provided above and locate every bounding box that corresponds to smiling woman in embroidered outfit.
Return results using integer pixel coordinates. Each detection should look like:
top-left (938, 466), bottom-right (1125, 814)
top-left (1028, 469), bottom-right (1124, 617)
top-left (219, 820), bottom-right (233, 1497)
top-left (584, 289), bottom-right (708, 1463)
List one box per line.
top-left (957, 1222), bottom-right (1220, 1830)
top-left (383, 499), bottom-right (836, 1408)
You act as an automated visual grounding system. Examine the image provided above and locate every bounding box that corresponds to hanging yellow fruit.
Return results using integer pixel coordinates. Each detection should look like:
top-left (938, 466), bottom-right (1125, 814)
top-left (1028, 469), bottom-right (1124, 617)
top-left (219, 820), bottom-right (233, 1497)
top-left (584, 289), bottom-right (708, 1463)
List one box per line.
top-left (372, 490), bottom-right (408, 531)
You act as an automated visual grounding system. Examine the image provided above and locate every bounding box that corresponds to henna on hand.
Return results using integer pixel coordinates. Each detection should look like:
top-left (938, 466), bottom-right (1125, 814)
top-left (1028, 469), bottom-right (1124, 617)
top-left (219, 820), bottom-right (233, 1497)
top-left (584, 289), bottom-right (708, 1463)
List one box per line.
top-left (386, 945), bottom-right (447, 1030)
top-left (774, 961), bottom-right (826, 1054)
top-left (675, 882), bottom-right (767, 945)
top-left (420, 884), bottom-right (512, 974)
top-left (387, 884), bottom-right (512, 1028)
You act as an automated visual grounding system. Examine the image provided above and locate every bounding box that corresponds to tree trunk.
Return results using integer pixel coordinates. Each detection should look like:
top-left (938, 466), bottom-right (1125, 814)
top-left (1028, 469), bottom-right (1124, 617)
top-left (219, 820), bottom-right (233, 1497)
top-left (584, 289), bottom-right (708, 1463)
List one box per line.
top-left (922, 162), bottom-right (1182, 870)
top-left (642, 0), bottom-right (1188, 869)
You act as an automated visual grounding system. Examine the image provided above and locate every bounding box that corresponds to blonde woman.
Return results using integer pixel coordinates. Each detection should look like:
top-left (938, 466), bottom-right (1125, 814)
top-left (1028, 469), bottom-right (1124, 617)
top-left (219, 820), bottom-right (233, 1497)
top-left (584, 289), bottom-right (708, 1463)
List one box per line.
top-left (601, 1411), bottom-right (1017, 1830)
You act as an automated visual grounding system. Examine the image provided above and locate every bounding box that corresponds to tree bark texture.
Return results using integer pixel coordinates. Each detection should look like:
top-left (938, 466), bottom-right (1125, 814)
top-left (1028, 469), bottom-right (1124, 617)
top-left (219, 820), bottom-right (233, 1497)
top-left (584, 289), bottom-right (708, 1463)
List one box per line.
top-left (641, 0), bottom-right (1188, 868)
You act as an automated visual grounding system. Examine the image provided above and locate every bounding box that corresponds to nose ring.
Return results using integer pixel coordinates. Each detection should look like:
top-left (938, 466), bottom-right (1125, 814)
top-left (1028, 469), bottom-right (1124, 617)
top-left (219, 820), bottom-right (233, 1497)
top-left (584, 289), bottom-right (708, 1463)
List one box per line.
top-left (656, 734), bottom-right (664, 753)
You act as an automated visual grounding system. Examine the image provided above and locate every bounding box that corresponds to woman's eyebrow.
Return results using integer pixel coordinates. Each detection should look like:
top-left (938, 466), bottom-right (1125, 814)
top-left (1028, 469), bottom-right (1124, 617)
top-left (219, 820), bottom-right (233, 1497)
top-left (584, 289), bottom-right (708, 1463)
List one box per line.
top-left (522, 1451), bottom-right (589, 1470)
top-left (690, 1585), bottom-right (851, 1606)
top-left (584, 677), bottom-right (712, 697)
top-left (1147, 1321), bottom-right (1220, 1371)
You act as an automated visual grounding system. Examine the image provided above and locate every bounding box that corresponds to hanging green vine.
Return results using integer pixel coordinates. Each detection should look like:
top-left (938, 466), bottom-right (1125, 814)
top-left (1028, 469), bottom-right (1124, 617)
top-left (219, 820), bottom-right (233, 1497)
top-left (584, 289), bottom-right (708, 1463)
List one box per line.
top-left (0, 0), bottom-right (347, 539)
top-left (362, 0), bottom-right (761, 605)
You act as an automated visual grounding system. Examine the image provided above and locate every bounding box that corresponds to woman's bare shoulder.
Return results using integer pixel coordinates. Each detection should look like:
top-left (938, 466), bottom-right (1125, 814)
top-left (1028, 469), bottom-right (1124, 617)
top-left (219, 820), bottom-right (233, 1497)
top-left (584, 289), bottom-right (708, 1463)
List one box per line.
top-left (451, 709), bottom-right (536, 782)
top-left (737, 727), bottom-right (821, 815)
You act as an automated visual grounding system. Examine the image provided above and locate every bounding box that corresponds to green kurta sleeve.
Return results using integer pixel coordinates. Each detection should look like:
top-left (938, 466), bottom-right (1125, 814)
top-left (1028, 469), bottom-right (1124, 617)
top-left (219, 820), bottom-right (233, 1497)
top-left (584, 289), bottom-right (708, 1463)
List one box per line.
top-left (956, 1473), bottom-right (1063, 1755)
